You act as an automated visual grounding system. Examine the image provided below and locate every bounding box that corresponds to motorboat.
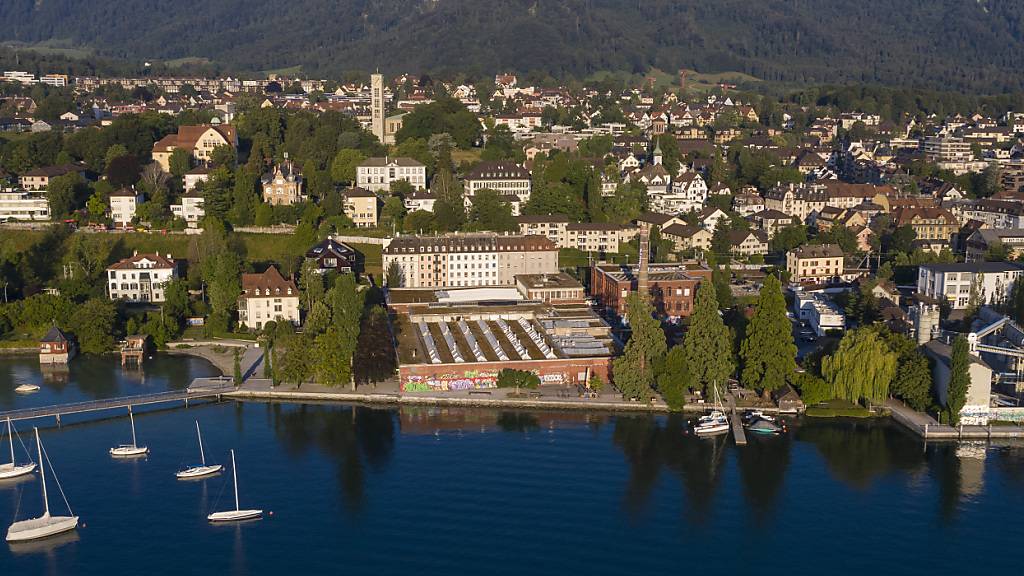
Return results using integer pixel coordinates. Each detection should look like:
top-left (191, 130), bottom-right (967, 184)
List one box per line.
top-left (6, 428), bottom-right (79, 542)
top-left (14, 384), bottom-right (40, 394)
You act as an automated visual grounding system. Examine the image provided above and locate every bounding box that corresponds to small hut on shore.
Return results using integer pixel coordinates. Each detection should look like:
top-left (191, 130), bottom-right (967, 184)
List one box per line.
top-left (39, 326), bottom-right (75, 364)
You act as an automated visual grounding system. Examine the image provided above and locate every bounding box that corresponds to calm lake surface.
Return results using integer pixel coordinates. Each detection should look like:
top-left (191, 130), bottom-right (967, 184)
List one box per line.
top-left (1, 357), bottom-right (1023, 575)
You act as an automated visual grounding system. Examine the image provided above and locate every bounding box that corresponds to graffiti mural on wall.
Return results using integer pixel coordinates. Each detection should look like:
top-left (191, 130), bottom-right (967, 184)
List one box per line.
top-left (403, 370), bottom-right (500, 392)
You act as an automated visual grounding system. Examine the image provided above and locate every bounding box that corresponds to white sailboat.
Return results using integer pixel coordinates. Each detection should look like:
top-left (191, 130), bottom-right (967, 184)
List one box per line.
top-left (176, 421), bottom-right (223, 479)
top-left (0, 418), bottom-right (37, 479)
top-left (109, 407), bottom-right (149, 457)
top-left (6, 428), bottom-right (79, 542)
top-left (693, 383), bottom-right (730, 437)
top-left (208, 450), bottom-right (262, 522)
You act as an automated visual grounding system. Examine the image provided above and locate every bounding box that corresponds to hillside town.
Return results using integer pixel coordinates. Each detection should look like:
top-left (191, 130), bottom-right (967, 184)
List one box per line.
top-left (3, 68), bottom-right (1024, 435)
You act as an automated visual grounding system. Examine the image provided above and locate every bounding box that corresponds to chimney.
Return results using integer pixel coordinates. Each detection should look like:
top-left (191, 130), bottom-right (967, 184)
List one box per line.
top-left (637, 221), bottom-right (650, 298)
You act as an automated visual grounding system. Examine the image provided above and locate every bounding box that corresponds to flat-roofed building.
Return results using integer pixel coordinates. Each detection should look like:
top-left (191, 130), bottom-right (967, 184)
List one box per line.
top-left (917, 261), bottom-right (1024, 309)
top-left (0, 189), bottom-right (50, 221)
top-left (383, 233), bottom-right (558, 289)
top-left (515, 273), bottom-right (585, 304)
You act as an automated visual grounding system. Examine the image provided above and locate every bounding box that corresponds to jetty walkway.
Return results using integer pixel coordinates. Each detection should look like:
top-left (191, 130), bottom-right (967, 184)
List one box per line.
top-left (0, 378), bottom-right (235, 423)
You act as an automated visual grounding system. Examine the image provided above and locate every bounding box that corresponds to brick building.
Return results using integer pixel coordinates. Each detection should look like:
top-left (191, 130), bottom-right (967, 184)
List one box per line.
top-left (590, 262), bottom-right (712, 320)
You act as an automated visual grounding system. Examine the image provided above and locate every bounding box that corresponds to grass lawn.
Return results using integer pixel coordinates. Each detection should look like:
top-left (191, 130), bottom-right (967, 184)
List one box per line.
top-left (805, 399), bottom-right (875, 418)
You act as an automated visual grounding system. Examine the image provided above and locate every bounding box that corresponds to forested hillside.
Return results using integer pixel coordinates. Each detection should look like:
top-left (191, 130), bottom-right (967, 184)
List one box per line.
top-left (1, 0), bottom-right (1023, 92)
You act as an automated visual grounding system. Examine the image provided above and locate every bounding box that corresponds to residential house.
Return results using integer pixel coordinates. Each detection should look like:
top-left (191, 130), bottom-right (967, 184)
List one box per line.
top-left (787, 244), bottom-right (845, 283)
top-left (106, 252), bottom-right (178, 302)
top-left (697, 206), bottom-right (729, 233)
top-left (516, 214), bottom-right (569, 247)
top-left (109, 188), bottom-right (144, 228)
top-left (965, 229), bottom-right (1024, 262)
top-left (20, 163), bottom-right (89, 190)
top-left (733, 191), bottom-right (766, 217)
top-left (152, 124), bottom-right (238, 172)
top-left (237, 266), bottom-right (301, 330)
top-left (183, 167), bottom-right (210, 193)
top-left (305, 237), bottom-right (357, 274)
top-left (728, 230), bottom-right (769, 258)
top-left (170, 190), bottom-right (205, 227)
top-left (660, 223), bottom-right (713, 253)
top-left (749, 209), bottom-right (794, 239)
top-left (403, 189), bottom-right (438, 213)
top-left (565, 223), bottom-right (638, 253)
top-left (341, 187), bottom-right (379, 228)
top-left (0, 189), bottom-right (50, 221)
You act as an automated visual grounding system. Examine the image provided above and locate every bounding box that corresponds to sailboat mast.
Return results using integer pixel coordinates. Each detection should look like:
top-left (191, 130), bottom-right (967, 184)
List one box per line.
top-left (129, 407), bottom-right (137, 447)
top-left (7, 418), bottom-right (13, 466)
top-left (196, 421), bottom-right (206, 466)
top-left (231, 449), bottom-right (239, 511)
top-left (36, 428), bottom-right (49, 516)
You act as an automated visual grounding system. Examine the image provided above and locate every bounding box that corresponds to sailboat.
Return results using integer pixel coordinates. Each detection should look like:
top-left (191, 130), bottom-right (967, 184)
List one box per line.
top-left (0, 418), bottom-right (37, 479)
top-left (176, 421), bottom-right (223, 479)
top-left (693, 383), bottom-right (730, 437)
top-left (207, 450), bottom-right (262, 522)
top-left (6, 428), bottom-right (79, 542)
top-left (109, 406), bottom-right (149, 457)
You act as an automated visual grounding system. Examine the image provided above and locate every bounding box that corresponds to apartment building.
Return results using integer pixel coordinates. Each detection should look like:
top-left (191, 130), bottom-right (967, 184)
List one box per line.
top-left (383, 233), bottom-right (558, 289)
top-left (109, 188), bottom-right (144, 227)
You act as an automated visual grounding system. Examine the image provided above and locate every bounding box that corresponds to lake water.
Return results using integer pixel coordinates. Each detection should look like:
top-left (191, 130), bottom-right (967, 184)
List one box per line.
top-left (1, 357), bottom-right (1023, 575)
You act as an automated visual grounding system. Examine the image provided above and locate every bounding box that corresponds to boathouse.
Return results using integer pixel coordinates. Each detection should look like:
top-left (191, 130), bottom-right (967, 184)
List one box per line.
top-left (39, 326), bottom-right (75, 364)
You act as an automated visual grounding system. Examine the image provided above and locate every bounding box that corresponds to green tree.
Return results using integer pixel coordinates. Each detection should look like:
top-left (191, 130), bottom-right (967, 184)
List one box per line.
top-left (612, 293), bottom-right (666, 402)
top-left (947, 335), bottom-right (970, 425)
top-left (771, 224), bottom-right (808, 253)
top-left (496, 368), bottom-right (541, 394)
top-left (821, 328), bottom-right (896, 405)
top-left (47, 172), bottom-right (88, 218)
top-left (68, 298), bottom-right (118, 354)
top-left (789, 371), bottom-right (834, 405)
top-left (740, 275), bottom-right (797, 392)
top-left (386, 260), bottom-right (403, 287)
top-left (168, 148), bottom-right (192, 178)
top-left (466, 189), bottom-right (516, 232)
top-left (656, 346), bottom-right (693, 410)
top-left (233, 349), bottom-right (242, 386)
top-left (330, 149), bottom-right (366, 185)
top-left (683, 281), bottom-right (735, 396)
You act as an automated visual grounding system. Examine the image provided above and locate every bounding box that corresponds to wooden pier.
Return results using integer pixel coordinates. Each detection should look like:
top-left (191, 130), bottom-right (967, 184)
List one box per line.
top-left (727, 394), bottom-right (747, 446)
top-left (0, 378), bottom-right (234, 424)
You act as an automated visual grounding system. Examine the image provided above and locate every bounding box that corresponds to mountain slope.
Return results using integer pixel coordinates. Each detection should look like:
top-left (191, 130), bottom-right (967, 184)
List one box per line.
top-left (2, 0), bottom-right (1023, 91)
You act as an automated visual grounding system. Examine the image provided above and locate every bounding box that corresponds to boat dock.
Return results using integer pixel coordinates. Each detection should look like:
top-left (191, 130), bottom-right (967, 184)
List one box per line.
top-left (0, 378), bottom-right (235, 424)
top-left (727, 394), bottom-right (747, 446)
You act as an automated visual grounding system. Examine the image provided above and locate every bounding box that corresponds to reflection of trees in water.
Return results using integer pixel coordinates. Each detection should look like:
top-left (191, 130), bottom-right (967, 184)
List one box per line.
top-left (611, 413), bottom-right (735, 525)
top-left (735, 432), bottom-right (791, 524)
top-left (496, 411), bottom-right (540, 433)
top-left (796, 419), bottom-right (925, 489)
top-left (927, 443), bottom-right (962, 523)
top-left (270, 403), bottom-right (396, 514)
